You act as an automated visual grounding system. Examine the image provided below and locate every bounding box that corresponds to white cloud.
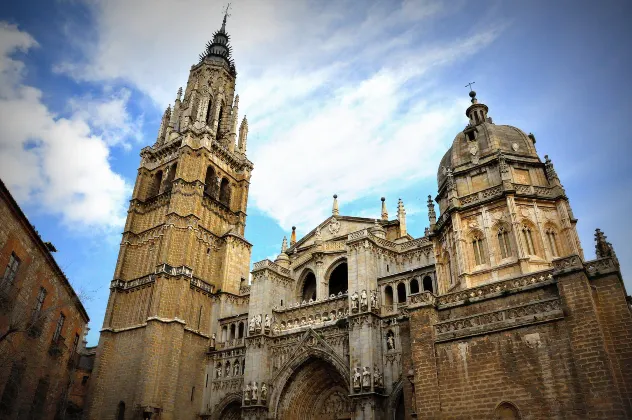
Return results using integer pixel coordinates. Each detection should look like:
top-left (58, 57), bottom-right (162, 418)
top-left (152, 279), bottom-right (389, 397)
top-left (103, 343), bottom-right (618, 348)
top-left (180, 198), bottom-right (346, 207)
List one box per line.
top-left (0, 22), bottom-right (131, 231)
top-left (68, 88), bottom-right (144, 149)
top-left (54, 0), bottom-right (502, 231)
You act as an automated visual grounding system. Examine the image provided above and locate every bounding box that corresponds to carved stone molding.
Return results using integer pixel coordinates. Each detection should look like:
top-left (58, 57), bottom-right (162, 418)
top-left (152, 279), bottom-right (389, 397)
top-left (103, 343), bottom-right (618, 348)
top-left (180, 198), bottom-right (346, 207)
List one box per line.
top-left (435, 297), bottom-right (563, 342)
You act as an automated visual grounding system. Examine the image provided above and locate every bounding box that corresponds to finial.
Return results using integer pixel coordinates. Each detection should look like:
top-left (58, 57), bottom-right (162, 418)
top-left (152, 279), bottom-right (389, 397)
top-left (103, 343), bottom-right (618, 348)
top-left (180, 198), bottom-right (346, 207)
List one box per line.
top-left (594, 228), bottom-right (617, 260)
top-left (427, 195), bottom-right (436, 226)
top-left (290, 226), bottom-right (297, 246)
top-left (176, 87), bottom-right (182, 102)
top-left (234, 94), bottom-right (239, 107)
top-left (528, 133), bottom-right (536, 144)
top-left (332, 194), bottom-right (339, 216)
top-left (397, 198), bottom-right (407, 237)
top-left (281, 236), bottom-right (288, 253)
top-left (381, 197), bottom-right (388, 220)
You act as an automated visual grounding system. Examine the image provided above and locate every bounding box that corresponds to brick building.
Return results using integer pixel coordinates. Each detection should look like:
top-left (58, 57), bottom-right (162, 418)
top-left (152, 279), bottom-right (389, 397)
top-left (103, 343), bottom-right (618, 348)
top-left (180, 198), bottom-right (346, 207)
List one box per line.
top-left (0, 179), bottom-right (90, 419)
top-left (86, 14), bottom-right (632, 420)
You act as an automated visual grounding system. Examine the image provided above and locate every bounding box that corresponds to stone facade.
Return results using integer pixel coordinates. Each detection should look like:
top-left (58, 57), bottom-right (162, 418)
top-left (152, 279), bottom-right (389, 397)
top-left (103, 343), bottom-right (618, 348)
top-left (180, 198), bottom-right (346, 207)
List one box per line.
top-left (0, 179), bottom-right (90, 419)
top-left (87, 16), bottom-right (632, 420)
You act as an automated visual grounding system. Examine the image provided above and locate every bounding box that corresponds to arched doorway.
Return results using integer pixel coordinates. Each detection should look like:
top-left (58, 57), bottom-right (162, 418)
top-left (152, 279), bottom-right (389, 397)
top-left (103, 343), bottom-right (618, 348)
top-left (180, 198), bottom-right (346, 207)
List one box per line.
top-left (275, 356), bottom-right (351, 420)
top-left (328, 261), bottom-right (348, 296)
top-left (218, 401), bottom-right (241, 420)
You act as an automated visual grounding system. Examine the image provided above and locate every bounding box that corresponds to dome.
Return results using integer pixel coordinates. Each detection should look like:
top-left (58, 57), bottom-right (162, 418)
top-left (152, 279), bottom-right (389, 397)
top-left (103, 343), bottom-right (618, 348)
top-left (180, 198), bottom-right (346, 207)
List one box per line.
top-left (437, 122), bottom-right (538, 187)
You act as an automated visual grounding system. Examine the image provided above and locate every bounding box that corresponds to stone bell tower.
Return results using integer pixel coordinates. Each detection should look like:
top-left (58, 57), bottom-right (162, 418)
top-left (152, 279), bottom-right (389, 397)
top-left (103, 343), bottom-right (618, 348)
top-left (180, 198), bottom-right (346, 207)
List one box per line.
top-left (87, 12), bottom-right (253, 420)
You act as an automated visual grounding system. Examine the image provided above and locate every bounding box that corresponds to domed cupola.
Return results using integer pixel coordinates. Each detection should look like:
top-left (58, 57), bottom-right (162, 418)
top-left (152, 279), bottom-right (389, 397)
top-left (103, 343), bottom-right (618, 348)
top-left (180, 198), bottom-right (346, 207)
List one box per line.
top-left (199, 9), bottom-right (236, 76)
top-left (465, 90), bottom-right (489, 127)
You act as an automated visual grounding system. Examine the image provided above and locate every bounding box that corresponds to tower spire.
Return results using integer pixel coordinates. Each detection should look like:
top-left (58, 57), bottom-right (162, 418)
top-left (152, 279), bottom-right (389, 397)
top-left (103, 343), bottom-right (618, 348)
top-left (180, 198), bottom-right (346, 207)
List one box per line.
top-left (332, 194), bottom-right (339, 216)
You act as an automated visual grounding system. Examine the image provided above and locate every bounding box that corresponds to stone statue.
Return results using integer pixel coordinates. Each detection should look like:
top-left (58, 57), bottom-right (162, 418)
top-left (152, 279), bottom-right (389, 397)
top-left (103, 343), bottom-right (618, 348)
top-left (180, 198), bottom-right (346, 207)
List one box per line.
top-left (362, 366), bottom-right (371, 389)
top-left (233, 362), bottom-right (240, 376)
top-left (216, 364), bottom-right (222, 378)
top-left (252, 381), bottom-right (259, 402)
top-left (374, 364), bottom-right (384, 388)
top-left (255, 314), bottom-right (262, 332)
top-left (249, 317), bottom-right (255, 334)
top-left (386, 332), bottom-right (395, 350)
top-left (210, 333), bottom-right (216, 348)
top-left (315, 226), bottom-right (322, 239)
top-left (225, 363), bottom-right (231, 377)
top-left (350, 291), bottom-right (359, 311)
top-left (261, 382), bottom-right (268, 401)
top-left (264, 314), bottom-right (271, 331)
top-left (370, 290), bottom-right (378, 308)
top-left (353, 367), bottom-right (361, 389)
top-left (244, 383), bottom-right (251, 402)
top-left (360, 289), bottom-right (368, 309)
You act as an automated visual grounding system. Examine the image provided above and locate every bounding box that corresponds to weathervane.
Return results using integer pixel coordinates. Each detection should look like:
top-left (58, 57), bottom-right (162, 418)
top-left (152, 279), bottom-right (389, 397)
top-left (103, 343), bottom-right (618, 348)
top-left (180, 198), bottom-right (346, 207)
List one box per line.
top-left (224, 3), bottom-right (232, 20)
top-left (465, 81), bottom-right (475, 92)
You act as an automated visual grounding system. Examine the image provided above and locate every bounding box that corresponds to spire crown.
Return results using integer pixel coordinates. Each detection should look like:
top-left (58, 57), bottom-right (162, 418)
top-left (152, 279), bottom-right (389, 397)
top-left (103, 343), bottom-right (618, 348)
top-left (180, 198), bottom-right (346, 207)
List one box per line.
top-left (464, 84), bottom-right (489, 126)
top-left (290, 226), bottom-right (297, 246)
top-left (332, 194), bottom-right (339, 216)
top-left (381, 197), bottom-right (388, 220)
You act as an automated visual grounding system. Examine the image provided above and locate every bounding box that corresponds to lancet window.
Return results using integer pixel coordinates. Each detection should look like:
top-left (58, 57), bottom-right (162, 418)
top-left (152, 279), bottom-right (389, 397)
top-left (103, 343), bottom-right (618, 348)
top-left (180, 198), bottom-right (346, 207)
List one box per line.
top-left (521, 225), bottom-right (536, 255)
top-left (471, 233), bottom-right (487, 266)
top-left (497, 226), bottom-right (512, 259)
top-left (546, 228), bottom-right (560, 257)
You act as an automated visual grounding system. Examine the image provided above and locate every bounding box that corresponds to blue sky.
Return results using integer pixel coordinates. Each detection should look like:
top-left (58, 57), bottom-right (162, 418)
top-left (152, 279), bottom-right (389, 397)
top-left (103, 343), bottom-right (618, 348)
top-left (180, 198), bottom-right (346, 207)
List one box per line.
top-left (0, 0), bottom-right (631, 345)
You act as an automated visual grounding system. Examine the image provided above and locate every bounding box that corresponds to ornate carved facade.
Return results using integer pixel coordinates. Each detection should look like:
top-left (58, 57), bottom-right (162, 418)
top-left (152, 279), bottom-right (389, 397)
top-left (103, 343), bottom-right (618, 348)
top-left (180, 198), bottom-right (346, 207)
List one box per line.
top-left (87, 15), bottom-right (632, 420)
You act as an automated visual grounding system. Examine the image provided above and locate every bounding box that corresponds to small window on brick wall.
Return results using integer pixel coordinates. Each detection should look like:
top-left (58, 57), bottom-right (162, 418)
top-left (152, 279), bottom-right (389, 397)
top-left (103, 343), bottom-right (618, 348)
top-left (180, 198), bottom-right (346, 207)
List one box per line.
top-left (2, 252), bottom-right (20, 287)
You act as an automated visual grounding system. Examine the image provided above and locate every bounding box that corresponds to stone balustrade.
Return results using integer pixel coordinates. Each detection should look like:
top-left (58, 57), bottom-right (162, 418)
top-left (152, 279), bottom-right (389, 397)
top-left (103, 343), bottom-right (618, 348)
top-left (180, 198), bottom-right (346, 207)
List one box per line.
top-left (272, 293), bottom-right (349, 333)
top-left (190, 277), bottom-right (214, 294)
top-left (252, 259), bottom-right (291, 276)
top-left (437, 269), bottom-right (555, 307)
top-left (110, 274), bottom-right (156, 291)
top-left (584, 256), bottom-right (619, 277)
top-left (216, 337), bottom-right (245, 350)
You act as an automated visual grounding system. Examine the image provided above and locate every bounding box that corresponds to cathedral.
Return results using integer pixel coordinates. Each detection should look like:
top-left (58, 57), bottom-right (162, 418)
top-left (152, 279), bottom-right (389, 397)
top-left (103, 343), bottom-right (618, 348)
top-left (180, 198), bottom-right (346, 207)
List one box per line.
top-left (86, 15), bottom-right (632, 420)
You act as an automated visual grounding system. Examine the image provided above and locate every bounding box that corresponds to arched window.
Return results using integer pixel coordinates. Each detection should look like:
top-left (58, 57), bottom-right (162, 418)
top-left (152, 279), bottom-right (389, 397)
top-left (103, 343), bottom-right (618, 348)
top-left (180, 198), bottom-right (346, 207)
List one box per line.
top-left (328, 261), bottom-right (348, 296)
top-left (497, 226), bottom-right (512, 259)
top-left (150, 170), bottom-right (163, 197)
top-left (204, 166), bottom-right (216, 197)
top-left (410, 278), bottom-right (420, 294)
top-left (164, 163), bottom-right (177, 192)
top-left (238, 322), bottom-right (244, 339)
top-left (230, 324), bottom-right (235, 341)
top-left (242, 359), bottom-right (245, 375)
top-left (384, 285), bottom-right (393, 307)
top-left (190, 96), bottom-right (200, 122)
top-left (397, 283), bottom-right (406, 303)
top-left (219, 178), bottom-right (231, 206)
top-left (546, 227), bottom-right (560, 257)
top-left (493, 401), bottom-right (521, 419)
top-left (116, 401), bottom-right (125, 420)
top-left (301, 271), bottom-right (317, 302)
top-left (521, 224), bottom-right (536, 255)
top-left (206, 97), bottom-right (214, 125)
top-left (471, 233), bottom-right (487, 266)
top-left (221, 325), bottom-right (227, 342)
top-left (217, 101), bottom-right (225, 133)
top-left (423, 275), bottom-right (433, 293)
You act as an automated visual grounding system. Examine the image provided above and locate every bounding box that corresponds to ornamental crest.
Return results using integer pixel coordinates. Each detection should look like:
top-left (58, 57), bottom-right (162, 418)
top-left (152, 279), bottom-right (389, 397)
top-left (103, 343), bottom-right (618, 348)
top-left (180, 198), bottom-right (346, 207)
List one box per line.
top-left (512, 142), bottom-right (519, 151)
top-left (329, 217), bottom-right (341, 235)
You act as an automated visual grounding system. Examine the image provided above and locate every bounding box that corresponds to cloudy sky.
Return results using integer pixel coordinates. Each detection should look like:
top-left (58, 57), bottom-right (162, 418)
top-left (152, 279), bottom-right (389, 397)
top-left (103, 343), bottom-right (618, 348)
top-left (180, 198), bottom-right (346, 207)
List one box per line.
top-left (1, 0), bottom-right (631, 345)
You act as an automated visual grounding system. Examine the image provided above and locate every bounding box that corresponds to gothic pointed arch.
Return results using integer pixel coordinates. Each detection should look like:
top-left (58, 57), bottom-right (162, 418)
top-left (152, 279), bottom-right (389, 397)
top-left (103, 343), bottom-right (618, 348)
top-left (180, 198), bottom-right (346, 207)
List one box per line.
top-left (269, 340), bottom-right (351, 420)
top-left (219, 177), bottom-right (231, 206)
top-left (325, 258), bottom-right (348, 296)
top-left (297, 268), bottom-right (316, 302)
top-left (386, 379), bottom-right (405, 420)
top-left (493, 401), bottom-right (521, 419)
top-left (212, 392), bottom-right (242, 420)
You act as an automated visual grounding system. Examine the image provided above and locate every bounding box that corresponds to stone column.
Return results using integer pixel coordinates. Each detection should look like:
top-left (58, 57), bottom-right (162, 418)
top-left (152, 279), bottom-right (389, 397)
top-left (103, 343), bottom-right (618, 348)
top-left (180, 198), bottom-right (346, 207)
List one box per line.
top-left (408, 293), bottom-right (441, 418)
